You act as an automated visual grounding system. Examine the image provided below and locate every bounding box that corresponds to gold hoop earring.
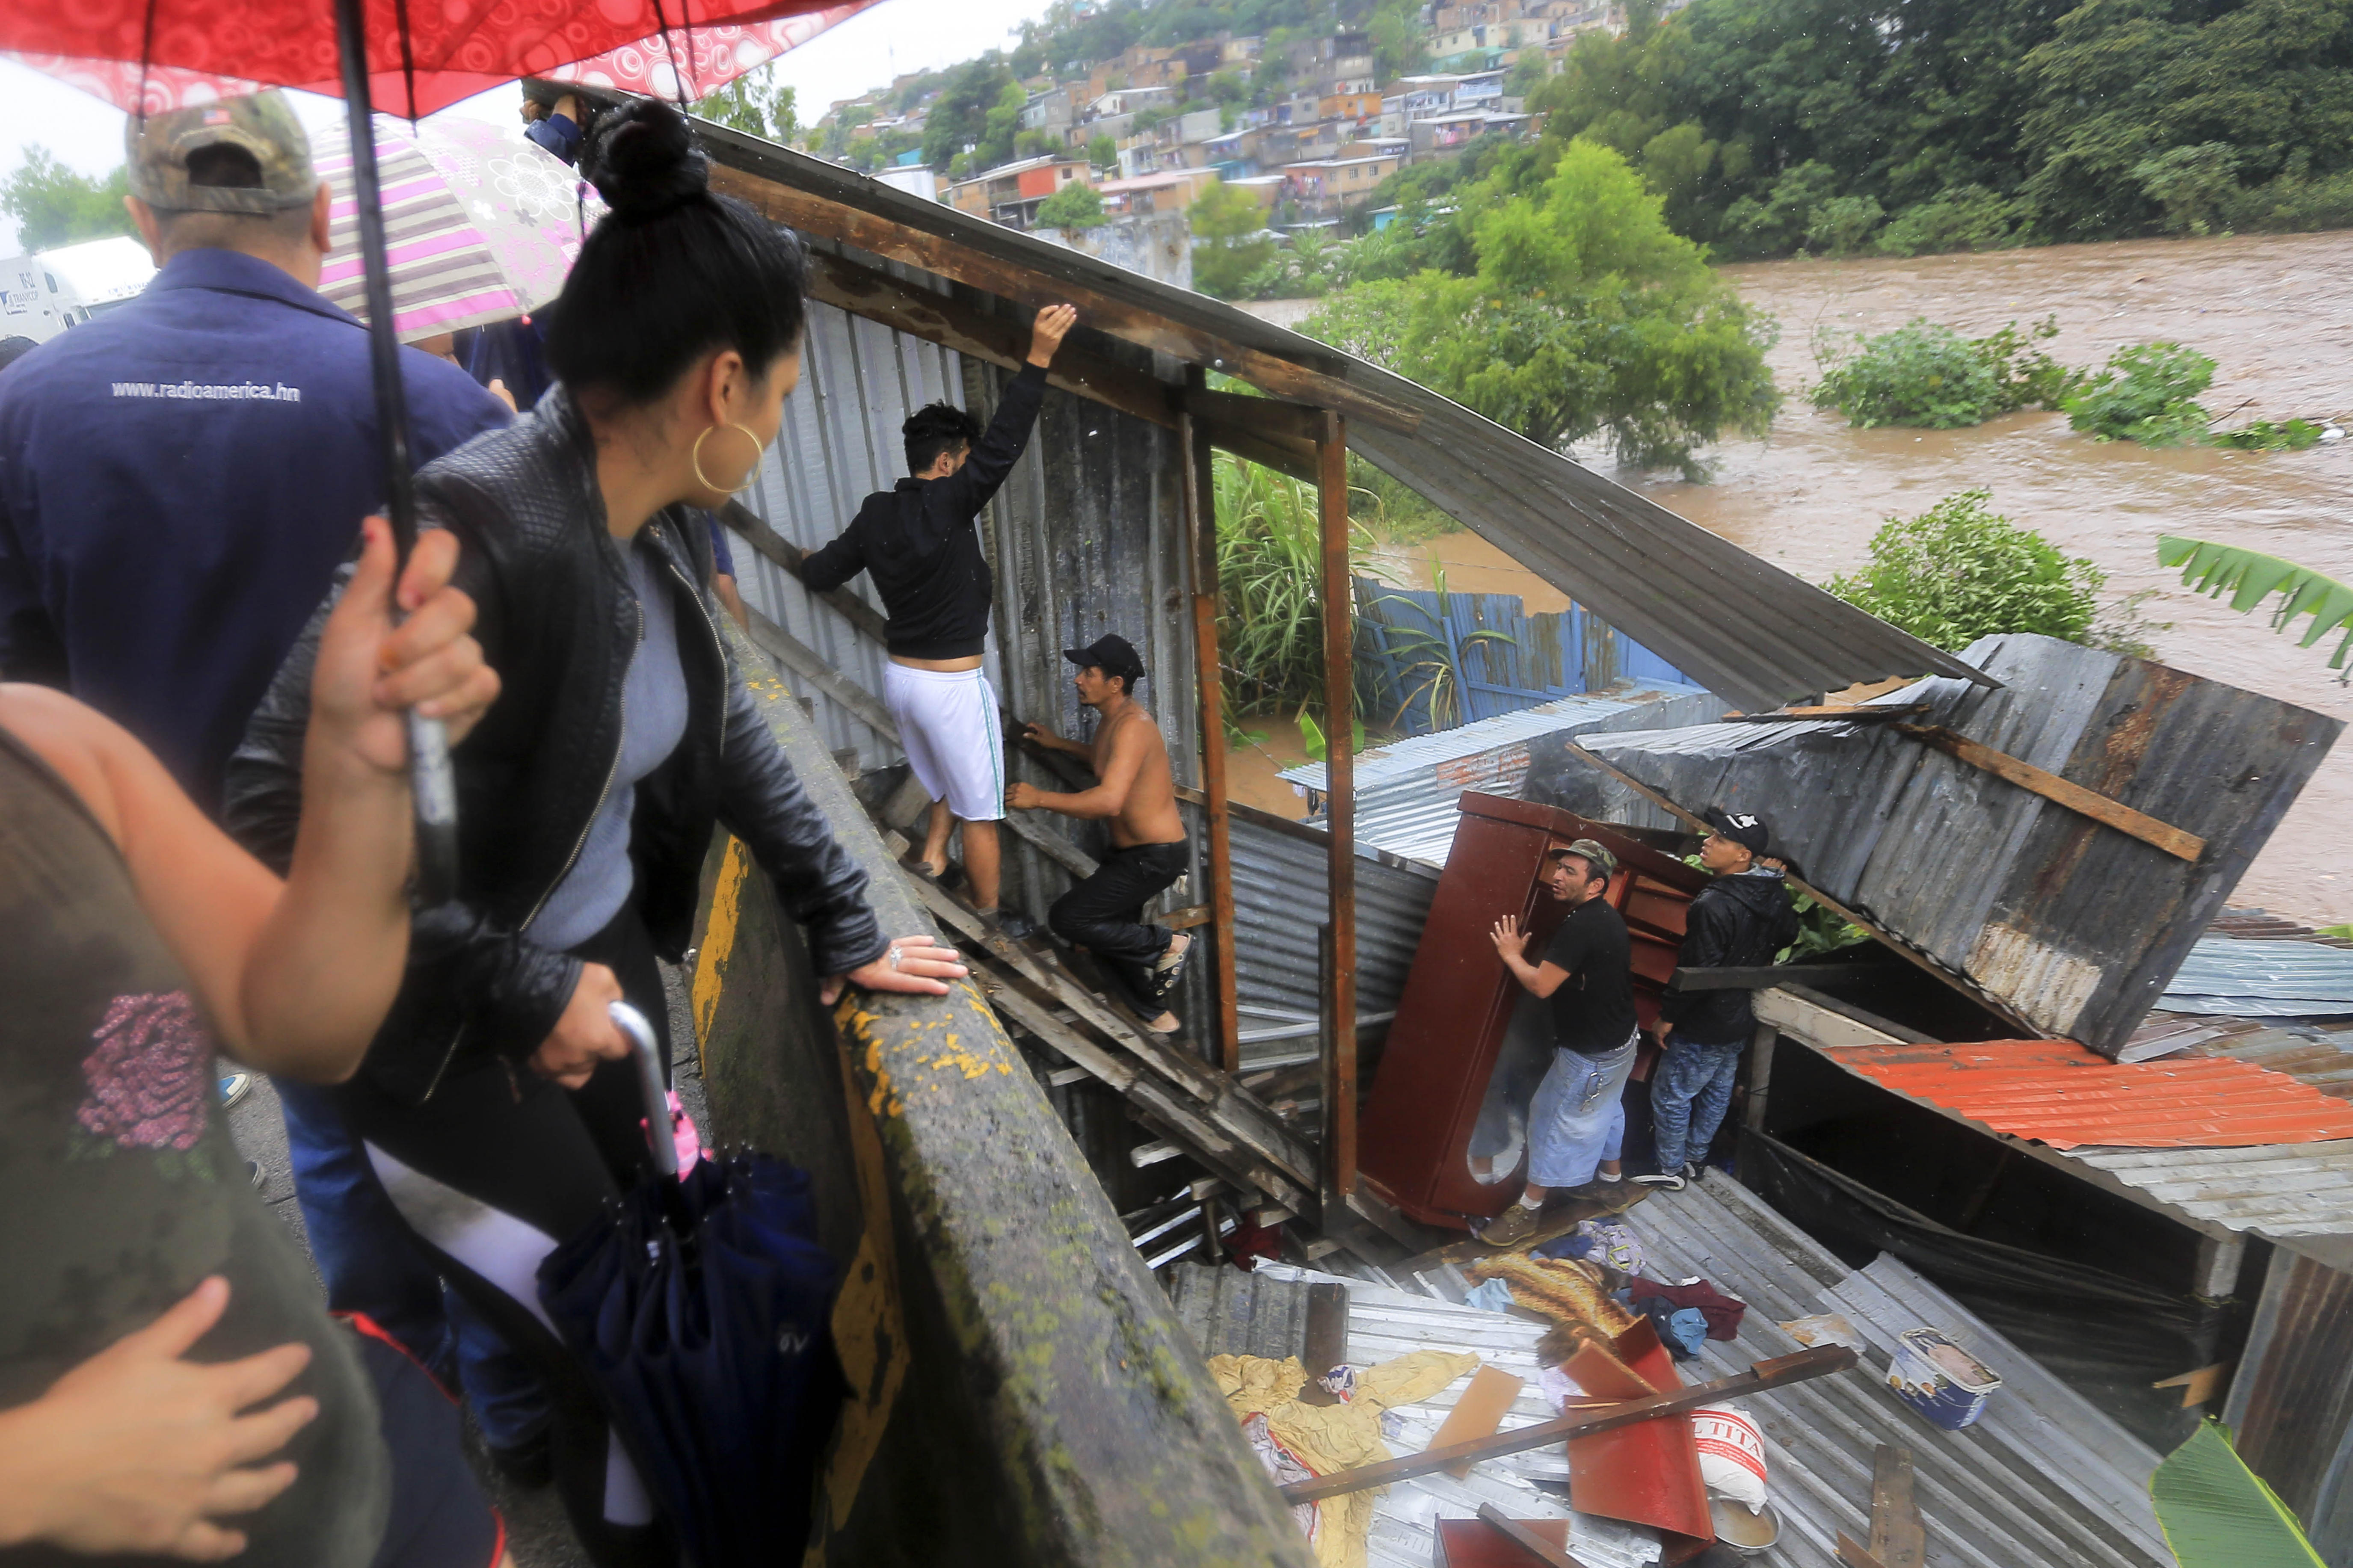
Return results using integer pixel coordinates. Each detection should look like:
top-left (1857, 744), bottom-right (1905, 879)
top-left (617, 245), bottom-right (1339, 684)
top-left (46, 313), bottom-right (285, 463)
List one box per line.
top-left (690, 422), bottom-right (764, 495)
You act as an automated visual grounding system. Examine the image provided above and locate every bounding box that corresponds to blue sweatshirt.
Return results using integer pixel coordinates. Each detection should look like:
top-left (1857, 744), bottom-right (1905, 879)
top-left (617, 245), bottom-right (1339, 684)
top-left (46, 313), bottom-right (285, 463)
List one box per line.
top-left (0, 249), bottom-right (510, 813)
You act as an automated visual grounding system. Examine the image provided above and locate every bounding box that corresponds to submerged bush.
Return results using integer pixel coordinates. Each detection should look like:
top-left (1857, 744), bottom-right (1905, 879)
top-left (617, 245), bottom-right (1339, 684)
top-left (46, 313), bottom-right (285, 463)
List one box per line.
top-left (1811, 317), bottom-right (2084, 429)
top-left (2063, 342), bottom-right (2216, 445)
top-left (1825, 489), bottom-right (2105, 650)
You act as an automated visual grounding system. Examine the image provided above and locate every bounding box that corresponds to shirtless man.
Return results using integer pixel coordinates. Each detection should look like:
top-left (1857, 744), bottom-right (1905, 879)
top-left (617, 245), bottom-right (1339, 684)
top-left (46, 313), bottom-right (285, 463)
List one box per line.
top-left (1009, 634), bottom-right (1194, 1033)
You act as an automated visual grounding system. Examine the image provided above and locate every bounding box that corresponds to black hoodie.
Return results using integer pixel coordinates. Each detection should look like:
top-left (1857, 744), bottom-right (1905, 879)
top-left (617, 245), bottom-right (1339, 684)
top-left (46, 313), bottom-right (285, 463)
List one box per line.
top-left (1661, 868), bottom-right (1802, 1044)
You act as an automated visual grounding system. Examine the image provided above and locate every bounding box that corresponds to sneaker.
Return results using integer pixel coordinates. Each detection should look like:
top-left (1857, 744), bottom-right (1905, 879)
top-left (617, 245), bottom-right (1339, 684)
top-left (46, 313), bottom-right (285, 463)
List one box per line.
top-left (218, 1072), bottom-right (252, 1110)
top-left (1478, 1203), bottom-right (1544, 1248)
top-left (982, 908), bottom-right (1040, 942)
top-left (1630, 1168), bottom-right (1688, 1191)
top-left (1684, 1160), bottom-right (1706, 1184)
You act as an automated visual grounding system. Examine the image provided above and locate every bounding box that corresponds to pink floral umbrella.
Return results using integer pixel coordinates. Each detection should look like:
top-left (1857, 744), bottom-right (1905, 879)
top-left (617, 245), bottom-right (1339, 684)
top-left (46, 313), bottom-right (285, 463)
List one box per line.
top-left (312, 115), bottom-right (606, 341)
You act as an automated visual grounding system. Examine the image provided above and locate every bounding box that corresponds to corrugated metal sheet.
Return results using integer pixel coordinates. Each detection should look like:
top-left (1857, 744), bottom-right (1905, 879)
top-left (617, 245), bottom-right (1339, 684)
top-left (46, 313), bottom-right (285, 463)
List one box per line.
top-left (2223, 1246), bottom-right (2353, 1560)
top-left (1228, 804), bottom-right (1439, 1068)
top-left (2160, 935), bottom-right (2353, 1016)
top-left (1830, 1041), bottom-right (2353, 1149)
top-left (1271, 1172), bottom-right (2167, 1568)
top-left (1577, 633), bottom-right (2343, 1056)
top-left (2064, 1142), bottom-right (2353, 1244)
top-left (1279, 684), bottom-right (1716, 867)
top-left (2131, 1012), bottom-right (2353, 1096)
top-left (697, 124), bottom-right (1992, 714)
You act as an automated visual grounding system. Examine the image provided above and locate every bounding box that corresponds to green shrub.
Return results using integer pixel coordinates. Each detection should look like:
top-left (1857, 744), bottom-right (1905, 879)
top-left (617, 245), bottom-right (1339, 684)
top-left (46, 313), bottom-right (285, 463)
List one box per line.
top-left (1034, 182), bottom-right (1106, 230)
top-left (1875, 186), bottom-right (2029, 256)
top-left (1810, 317), bottom-right (2083, 429)
top-left (2211, 418), bottom-right (2326, 451)
top-left (1806, 195), bottom-right (1884, 256)
top-left (2063, 342), bottom-right (2215, 445)
top-left (1825, 489), bottom-right (2105, 650)
top-left (1214, 456), bottom-right (1374, 718)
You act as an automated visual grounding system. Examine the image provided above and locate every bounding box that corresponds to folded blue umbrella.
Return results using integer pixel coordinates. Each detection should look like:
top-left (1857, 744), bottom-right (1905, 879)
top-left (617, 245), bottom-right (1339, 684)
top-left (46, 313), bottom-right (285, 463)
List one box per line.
top-left (538, 1005), bottom-right (846, 1566)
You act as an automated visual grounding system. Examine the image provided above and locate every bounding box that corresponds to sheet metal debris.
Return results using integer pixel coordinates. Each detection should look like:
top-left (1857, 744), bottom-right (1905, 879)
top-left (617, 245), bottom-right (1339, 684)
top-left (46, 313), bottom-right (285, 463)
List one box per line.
top-left (1830, 1040), bottom-right (2353, 1148)
top-left (2159, 935), bottom-right (2353, 1017)
top-left (1574, 633), bottom-right (2341, 1056)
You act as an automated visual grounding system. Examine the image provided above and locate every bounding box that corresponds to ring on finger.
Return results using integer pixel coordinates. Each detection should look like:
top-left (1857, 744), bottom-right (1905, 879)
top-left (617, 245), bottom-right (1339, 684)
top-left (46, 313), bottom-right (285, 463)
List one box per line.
top-left (886, 944), bottom-right (903, 970)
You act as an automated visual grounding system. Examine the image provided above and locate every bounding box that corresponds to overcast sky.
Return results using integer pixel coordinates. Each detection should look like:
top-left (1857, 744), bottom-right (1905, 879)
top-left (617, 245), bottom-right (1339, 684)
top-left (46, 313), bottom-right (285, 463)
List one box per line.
top-left (0, 0), bottom-right (1052, 251)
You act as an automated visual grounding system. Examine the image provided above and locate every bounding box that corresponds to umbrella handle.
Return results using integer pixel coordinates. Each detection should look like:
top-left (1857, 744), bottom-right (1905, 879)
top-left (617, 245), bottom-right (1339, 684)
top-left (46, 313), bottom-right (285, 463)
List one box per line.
top-left (609, 1001), bottom-right (680, 1180)
top-left (408, 712), bottom-right (459, 903)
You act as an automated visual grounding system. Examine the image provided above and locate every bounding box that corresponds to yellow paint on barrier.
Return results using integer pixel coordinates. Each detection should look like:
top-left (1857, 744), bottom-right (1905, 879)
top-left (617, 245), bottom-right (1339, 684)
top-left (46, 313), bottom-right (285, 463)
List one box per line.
top-left (690, 837), bottom-right (752, 1080)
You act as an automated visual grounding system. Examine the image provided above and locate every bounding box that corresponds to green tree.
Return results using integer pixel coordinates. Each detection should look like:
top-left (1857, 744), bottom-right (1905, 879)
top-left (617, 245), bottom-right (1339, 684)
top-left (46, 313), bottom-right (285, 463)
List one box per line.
top-left (974, 80), bottom-right (1032, 172)
top-left (1371, 0), bottom-right (1432, 79)
top-left (2, 148), bottom-right (133, 250)
top-left (922, 57), bottom-right (1018, 171)
top-left (1035, 182), bottom-right (1108, 228)
top-left (1825, 490), bottom-right (2107, 650)
top-left (1189, 176), bottom-right (1276, 298)
top-left (695, 71), bottom-right (799, 145)
top-left (1304, 139), bottom-right (1780, 474)
top-left (1087, 133), bottom-right (1120, 173)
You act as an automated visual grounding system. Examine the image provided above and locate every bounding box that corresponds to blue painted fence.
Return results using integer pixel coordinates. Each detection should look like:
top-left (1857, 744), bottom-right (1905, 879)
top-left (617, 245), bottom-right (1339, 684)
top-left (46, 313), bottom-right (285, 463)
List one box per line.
top-left (1353, 575), bottom-right (1690, 735)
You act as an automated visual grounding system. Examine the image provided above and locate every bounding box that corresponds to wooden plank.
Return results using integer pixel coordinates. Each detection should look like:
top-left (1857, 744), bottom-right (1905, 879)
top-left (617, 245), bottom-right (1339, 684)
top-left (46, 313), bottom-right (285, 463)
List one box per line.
top-left (1277, 1347), bottom-right (1858, 1503)
top-left (1435, 1367), bottom-right (1527, 1477)
top-left (1182, 394), bottom-right (1243, 1074)
top-left (1752, 987), bottom-right (1907, 1050)
top-left (707, 164), bottom-right (1423, 436)
top-left (1670, 962), bottom-right (1888, 992)
top-left (720, 500), bottom-right (891, 641)
top-left (1473, 1506), bottom-right (1585, 1568)
top-left (803, 248), bottom-right (1178, 432)
top-left (1561, 739), bottom-right (2042, 1035)
top-left (1302, 1283), bottom-right (1348, 1378)
top-left (1869, 1444), bottom-right (1925, 1568)
top-left (1319, 412), bottom-right (1358, 1204)
top-left (1894, 722), bottom-right (2206, 862)
top-left (1183, 383), bottom-right (1328, 447)
top-left (1837, 1532), bottom-right (1891, 1568)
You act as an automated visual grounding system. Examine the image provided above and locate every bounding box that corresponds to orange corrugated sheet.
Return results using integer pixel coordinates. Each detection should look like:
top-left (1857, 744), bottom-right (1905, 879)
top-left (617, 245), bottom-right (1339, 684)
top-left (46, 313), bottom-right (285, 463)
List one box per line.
top-left (1835, 1039), bottom-right (2353, 1149)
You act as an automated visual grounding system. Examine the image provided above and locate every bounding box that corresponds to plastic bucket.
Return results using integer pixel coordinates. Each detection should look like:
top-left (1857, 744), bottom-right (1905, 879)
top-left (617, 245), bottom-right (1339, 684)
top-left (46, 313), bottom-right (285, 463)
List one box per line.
top-left (1887, 1327), bottom-right (2002, 1430)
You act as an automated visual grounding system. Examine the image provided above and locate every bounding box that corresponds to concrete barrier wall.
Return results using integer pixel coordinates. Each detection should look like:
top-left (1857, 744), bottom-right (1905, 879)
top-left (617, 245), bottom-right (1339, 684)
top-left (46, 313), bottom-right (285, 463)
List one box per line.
top-left (690, 623), bottom-right (1313, 1566)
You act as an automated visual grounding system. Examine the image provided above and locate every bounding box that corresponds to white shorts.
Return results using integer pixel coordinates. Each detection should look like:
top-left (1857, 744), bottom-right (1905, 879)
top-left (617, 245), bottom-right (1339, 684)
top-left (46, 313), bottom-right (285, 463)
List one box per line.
top-left (883, 663), bottom-right (1005, 822)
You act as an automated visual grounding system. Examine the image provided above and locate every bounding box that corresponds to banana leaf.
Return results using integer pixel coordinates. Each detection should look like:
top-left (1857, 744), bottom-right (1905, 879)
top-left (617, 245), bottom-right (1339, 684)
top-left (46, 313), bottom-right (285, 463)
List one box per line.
top-left (2159, 535), bottom-right (2353, 679)
top-left (2151, 1421), bottom-right (2325, 1568)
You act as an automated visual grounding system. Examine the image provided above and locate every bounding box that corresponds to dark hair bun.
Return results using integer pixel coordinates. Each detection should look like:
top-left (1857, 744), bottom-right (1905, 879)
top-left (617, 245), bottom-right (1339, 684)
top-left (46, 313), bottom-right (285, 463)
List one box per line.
top-left (585, 100), bottom-right (709, 224)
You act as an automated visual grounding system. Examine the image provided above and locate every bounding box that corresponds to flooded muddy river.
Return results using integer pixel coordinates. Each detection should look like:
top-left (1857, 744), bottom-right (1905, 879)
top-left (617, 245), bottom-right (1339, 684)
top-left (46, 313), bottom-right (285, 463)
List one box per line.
top-left (1357, 231), bottom-right (2353, 926)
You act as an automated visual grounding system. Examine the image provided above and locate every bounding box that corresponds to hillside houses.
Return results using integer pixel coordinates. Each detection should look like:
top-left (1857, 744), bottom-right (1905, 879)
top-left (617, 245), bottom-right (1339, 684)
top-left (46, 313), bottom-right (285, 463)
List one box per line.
top-left (803, 0), bottom-right (1655, 244)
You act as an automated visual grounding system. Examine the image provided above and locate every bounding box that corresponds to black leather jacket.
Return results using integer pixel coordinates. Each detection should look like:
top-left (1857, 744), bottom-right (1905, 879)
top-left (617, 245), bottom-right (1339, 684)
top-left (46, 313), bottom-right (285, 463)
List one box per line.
top-left (224, 388), bottom-right (886, 1104)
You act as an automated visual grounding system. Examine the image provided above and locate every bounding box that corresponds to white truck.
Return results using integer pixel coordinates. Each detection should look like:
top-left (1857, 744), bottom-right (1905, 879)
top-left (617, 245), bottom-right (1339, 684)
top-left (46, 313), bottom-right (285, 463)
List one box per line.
top-left (0, 234), bottom-right (154, 344)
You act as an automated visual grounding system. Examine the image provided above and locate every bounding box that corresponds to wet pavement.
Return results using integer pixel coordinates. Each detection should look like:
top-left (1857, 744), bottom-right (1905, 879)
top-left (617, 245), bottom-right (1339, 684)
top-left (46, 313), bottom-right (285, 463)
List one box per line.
top-left (225, 963), bottom-right (706, 1566)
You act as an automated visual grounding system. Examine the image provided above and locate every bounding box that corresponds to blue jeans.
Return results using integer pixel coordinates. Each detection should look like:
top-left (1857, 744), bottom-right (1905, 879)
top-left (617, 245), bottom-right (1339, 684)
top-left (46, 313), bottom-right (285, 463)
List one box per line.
top-left (1650, 1030), bottom-right (1744, 1172)
top-left (1527, 1035), bottom-right (1636, 1189)
top-left (275, 1078), bottom-right (547, 1447)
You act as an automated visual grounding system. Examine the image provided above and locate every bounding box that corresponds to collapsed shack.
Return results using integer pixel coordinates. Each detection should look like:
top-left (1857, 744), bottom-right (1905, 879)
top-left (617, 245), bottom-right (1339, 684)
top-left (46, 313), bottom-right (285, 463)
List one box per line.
top-left (654, 115), bottom-right (2352, 1562)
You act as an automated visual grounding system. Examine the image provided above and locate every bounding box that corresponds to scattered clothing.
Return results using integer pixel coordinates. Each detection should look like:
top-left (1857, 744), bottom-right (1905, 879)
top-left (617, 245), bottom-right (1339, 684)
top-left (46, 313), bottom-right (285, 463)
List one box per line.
top-left (1628, 1275), bottom-right (1748, 1341)
top-left (1659, 866), bottom-right (1799, 1045)
top-left (1534, 1216), bottom-right (1648, 1277)
top-left (882, 662), bottom-right (1005, 821)
top-left (1464, 1277), bottom-right (1517, 1313)
top-left (1650, 1028), bottom-right (1745, 1174)
top-left (801, 362), bottom-right (1046, 660)
top-left (1528, 1033), bottom-right (1636, 1188)
top-left (1633, 1300), bottom-right (1710, 1359)
top-left (1542, 897), bottom-right (1639, 1057)
top-left (1210, 1349), bottom-right (1480, 1568)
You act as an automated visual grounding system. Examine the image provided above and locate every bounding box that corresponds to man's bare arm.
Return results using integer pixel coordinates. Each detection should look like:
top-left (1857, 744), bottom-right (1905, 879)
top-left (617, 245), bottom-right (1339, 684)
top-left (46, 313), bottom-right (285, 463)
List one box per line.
top-left (1009, 717), bottom-right (1154, 819)
top-left (1019, 719), bottom-right (1092, 761)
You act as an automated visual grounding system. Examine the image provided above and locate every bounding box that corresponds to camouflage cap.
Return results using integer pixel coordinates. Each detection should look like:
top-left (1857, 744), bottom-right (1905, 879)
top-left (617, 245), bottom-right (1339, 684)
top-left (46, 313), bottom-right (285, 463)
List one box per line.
top-left (127, 91), bottom-right (316, 215)
top-left (1550, 837), bottom-right (1619, 881)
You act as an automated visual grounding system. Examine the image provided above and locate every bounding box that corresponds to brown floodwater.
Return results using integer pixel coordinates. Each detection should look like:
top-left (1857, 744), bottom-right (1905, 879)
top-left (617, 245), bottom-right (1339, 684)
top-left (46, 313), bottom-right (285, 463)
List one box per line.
top-left (1353, 231), bottom-right (2353, 926)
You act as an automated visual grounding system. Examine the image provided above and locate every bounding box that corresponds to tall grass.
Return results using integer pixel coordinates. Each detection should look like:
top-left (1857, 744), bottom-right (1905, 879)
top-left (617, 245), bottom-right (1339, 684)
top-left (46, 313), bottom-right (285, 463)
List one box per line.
top-left (1214, 455), bottom-right (1375, 723)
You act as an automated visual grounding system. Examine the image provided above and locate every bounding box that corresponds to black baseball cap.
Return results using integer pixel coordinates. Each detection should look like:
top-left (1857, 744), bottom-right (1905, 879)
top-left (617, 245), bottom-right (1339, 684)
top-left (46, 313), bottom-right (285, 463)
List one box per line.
top-left (1063, 634), bottom-right (1144, 688)
top-left (1703, 805), bottom-right (1771, 855)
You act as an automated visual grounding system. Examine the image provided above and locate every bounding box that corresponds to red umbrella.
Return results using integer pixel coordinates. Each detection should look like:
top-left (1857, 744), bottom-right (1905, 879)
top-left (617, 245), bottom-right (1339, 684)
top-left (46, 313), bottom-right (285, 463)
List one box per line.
top-left (0, 0), bottom-right (853, 898)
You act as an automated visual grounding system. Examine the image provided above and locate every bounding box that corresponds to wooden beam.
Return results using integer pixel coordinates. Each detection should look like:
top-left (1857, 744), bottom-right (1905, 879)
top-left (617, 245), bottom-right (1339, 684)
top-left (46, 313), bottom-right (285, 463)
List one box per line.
top-left (1671, 962), bottom-right (1890, 992)
top-left (1893, 722), bottom-right (2206, 863)
top-left (1561, 739), bottom-right (2042, 1035)
top-left (1182, 383), bottom-right (1328, 447)
top-left (1197, 417), bottom-right (1318, 483)
top-left (1318, 410), bottom-right (1358, 1204)
top-left (1181, 390), bottom-right (1244, 1074)
top-left (708, 163), bottom-right (1424, 436)
top-left (802, 248), bottom-right (1178, 432)
top-left (719, 500), bottom-right (889, 642)
top-left (1869, 1444), bottom-right (1925, 1568)
top-left (1277, 1347), bottom-right (1858, 1503)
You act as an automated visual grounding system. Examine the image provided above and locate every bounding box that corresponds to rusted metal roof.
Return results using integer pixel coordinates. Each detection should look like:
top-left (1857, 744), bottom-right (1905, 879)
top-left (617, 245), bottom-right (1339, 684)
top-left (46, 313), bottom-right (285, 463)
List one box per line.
top-left (1834, 1040), bottom-right (2353, 1149)
top-left (1576, 633), bottom-right (2342, 1056)
top-left (691, 121), bottom-right (1992, 713)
